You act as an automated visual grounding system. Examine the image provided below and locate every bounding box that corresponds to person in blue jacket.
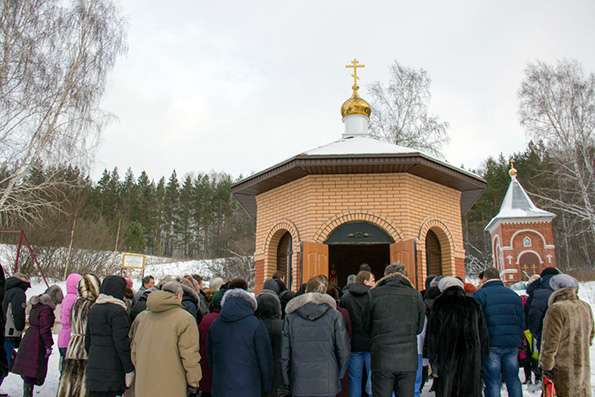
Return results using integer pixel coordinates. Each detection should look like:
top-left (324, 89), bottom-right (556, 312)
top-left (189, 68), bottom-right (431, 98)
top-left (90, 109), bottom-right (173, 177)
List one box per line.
top-left (524, 266), bottom-right (561, 347)
top-left (208, 285), bottom-right (273, 396)
top-left (474, 267), bottom-right (524, 397)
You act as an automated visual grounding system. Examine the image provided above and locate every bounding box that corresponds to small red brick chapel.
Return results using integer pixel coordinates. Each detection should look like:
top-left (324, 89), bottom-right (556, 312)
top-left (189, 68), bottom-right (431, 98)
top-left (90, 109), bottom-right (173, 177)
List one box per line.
top-left (485, 162), bottom-right (557, 285)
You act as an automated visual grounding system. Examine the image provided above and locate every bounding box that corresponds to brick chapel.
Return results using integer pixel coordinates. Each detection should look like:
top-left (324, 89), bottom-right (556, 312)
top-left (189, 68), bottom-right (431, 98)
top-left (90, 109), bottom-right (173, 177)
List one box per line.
top-left (231, 60), bottom-right (486, 292)
top-left (485, 163), bottom-right (557, 285)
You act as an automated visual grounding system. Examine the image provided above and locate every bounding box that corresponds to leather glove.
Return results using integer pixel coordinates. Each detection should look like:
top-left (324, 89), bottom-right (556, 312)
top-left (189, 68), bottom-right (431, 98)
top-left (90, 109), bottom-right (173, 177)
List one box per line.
top-left (44, 347), bottom-right (52, 358)
top-left (542, 367), bottom-right (556, 378)
top-left (186, 385), bottom-right (199, 396)
top-left (125, 371), bottom-right (135, 388)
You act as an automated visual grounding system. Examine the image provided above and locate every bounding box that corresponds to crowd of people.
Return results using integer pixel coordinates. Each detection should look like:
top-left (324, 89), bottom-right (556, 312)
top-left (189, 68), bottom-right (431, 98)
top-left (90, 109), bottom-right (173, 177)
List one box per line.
top-left (0, 263), bottom-right (592, 397)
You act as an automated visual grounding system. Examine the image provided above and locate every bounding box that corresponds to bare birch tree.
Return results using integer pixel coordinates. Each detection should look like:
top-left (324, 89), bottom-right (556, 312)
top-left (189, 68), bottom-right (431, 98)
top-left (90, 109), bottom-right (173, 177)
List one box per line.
top-left (0, 0), bottom-right (127, 224)
top-left (367, 60), bottom-right (450, 157)
top-left (518, 59), bottom-right (595, 245)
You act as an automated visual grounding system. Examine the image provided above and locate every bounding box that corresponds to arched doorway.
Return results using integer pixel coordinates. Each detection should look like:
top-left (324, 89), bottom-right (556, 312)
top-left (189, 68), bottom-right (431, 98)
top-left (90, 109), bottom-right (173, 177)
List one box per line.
top-left (519, 252), bottom-right (540, 277)
top-left (326, 222), bottom-right (394, 286)
top-left (426, 229), bottom-right (442, 276)
top-left (277, 232), bottom-right (293, 289)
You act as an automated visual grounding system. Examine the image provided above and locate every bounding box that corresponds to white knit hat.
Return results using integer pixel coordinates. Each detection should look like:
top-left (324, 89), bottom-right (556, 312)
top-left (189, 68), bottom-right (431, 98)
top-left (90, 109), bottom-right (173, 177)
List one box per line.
top-left (549, 274), bottom-right (578, 290)
top-left (438, 276), bottom-right (464, 292)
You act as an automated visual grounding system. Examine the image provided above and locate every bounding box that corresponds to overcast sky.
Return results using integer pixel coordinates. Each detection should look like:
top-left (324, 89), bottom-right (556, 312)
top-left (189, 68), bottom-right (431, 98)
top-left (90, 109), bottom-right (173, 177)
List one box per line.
top-left (93, 0), bottom-right (595, 182)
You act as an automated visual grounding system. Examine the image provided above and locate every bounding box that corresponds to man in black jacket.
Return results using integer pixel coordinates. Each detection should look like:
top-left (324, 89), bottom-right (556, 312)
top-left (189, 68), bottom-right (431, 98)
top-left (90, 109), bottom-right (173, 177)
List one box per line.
top-left (2, 273), bottom-right (30, 370)
top-left (341, 270), bottom-right (375, 397)
top-left (362, 263), bottom-right (425, 396)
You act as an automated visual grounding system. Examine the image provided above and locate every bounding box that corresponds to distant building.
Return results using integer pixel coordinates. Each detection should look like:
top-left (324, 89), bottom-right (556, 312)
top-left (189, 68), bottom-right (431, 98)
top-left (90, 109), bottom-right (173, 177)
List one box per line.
top-left (232, 59), bottom-right (486, 292)
top-left (485, 162), bottom-right (557, 285)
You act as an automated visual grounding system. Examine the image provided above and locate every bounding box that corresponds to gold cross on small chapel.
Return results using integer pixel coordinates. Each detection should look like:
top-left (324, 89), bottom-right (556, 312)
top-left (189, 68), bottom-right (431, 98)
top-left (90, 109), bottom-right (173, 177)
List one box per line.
top-left (346, 58), bottom-right (365, 86)
top-left (510, 159), bottom-right (515, 169)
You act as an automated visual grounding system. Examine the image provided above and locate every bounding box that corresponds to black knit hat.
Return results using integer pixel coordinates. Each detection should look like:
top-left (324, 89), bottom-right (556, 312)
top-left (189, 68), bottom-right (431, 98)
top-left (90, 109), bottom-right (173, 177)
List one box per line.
top-left (540, 267), bottom-right (561, 278)
top-left (100, 275), bottom-right (127, 300)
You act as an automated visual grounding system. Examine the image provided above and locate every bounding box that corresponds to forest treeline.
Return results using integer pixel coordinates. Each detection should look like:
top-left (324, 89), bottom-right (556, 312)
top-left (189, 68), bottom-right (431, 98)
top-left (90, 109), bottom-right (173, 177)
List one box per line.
top-left (0, 165), bottom-right (255, 276)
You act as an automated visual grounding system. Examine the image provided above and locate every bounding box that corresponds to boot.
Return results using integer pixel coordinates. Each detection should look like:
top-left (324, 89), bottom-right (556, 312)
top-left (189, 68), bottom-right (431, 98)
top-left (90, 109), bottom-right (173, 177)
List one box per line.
top-left (23, 382), bottom-right (33, 397)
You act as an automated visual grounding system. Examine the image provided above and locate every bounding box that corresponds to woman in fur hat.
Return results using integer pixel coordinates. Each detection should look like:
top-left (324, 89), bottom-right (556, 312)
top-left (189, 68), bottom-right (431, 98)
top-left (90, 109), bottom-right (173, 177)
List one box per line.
top-left (12, 285), bottom-right (64, 397)
top-left (57, 274), bottom-right (101, 397)
top-left (540, 274), bottom-right (594, 397)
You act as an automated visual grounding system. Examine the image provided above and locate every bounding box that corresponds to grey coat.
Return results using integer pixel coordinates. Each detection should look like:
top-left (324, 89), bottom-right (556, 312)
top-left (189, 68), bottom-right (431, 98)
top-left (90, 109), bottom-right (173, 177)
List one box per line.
top-left (280, 292), bottom-right (350, 396)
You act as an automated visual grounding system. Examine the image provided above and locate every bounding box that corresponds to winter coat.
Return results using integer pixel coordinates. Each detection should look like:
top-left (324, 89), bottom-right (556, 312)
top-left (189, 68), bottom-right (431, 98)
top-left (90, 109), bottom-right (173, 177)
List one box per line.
top-left (426, 286), bottom-right (490, 397)
top-left (256, 290), bottom-right (284, 397)
top-left (3, 276), bottom-right (31, 341)
top-left (340, 282), bottom-right (371, 352)
top-left (208, 289), bottom-right (273, 397)
top-left (198, 309), bottom-right (220, 393)
top-left (539, 287), bottom-right (594, 397)
top-left (58, 274), bottom-right (101, 397)
top-left (181, 283), bottom-right (199, 321)
top-left (362, 272), bottom-right (425, 372)
top-left (58, 273), bottom-right (83, 348)
top-left (12, 294), bottom-right (56, 383)
top-left (474, 279), bottom-right (525, 348)
top-left (0, 267), bottom-right (6, 380)
top-left (129, 290), bottom-right (202, 397)
top-left (85, 276), bottom-right (134, 394)
top-left (129, 289), bottom-right (150, 324)
top-left (280, 292), bottom-right (351, 397)
top-left (525, 274), bottom-right (556, 340)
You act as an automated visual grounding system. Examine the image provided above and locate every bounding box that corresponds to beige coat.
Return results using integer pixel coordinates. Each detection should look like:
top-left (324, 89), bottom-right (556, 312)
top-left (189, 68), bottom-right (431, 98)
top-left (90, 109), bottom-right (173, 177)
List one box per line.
top-left (539, 287), bottom-right (594, 397)
top-left (129, 290), bottom-right (202, 397)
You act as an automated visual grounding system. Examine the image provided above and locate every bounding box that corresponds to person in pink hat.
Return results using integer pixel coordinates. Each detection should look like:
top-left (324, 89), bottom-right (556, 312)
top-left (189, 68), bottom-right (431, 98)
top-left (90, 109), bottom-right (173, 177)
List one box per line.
top-left (58, 273), bottom-right (82, 371)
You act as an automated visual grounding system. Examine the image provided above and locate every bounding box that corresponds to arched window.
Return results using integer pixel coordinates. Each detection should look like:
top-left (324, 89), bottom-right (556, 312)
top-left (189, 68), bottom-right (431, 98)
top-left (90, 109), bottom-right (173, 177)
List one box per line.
top-left (426, 230), bottom-right (442, 276)
top-left (523, 237), bottom-right (531, 247)
top-left (276, 232), bottom-right (293, 289)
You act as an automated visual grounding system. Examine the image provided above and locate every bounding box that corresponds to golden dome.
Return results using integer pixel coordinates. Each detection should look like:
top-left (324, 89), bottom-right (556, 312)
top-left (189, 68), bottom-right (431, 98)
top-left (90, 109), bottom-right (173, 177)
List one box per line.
top-left (509, 159), bottom-right (518, 177)
top-left (341, 84), bottom-right (372, 118)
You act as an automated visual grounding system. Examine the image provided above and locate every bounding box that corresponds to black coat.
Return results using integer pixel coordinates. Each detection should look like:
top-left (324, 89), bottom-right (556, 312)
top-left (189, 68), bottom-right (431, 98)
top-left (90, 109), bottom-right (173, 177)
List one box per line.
top-left (280, 292), bottom-right (350, 397)
top-left (208, 289), bottom-right (273, 397)
top-left (85, 276), bottom-right (134, 393)
top-left (426, 287), bottom-right (489, 397)
top-left (3, 277), bottom-right (30, 341)
top-left (340, 283), bottom-right (371, 352)
top-left (362, 272), bottom-right (425, 372)
top-left (525, 275), bottom-right (556, 340)
top-left (256, 290), bottom-right (284, 397)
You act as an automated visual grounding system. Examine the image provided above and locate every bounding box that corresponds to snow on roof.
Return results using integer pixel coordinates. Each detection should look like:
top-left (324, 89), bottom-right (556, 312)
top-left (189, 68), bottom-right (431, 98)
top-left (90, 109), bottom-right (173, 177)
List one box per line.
top-left (485, 175), bottom-right (556, 233)
top-left (302, 136), bottom-right (421, 156)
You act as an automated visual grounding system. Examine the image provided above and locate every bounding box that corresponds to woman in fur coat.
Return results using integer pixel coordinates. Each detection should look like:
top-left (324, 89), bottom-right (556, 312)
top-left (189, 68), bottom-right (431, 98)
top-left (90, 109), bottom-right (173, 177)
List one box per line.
top-left (426, 277), bottom-right (489, 397)
top-left (12, 285), bottom-right (64, 397)
top-left (57, 274), bottom-right (101, 397)
top-left (540, 274), bottom-right (594, 397)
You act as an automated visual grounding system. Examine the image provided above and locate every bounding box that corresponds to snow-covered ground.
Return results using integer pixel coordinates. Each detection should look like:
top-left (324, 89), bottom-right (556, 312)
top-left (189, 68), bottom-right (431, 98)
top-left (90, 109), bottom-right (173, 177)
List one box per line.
top-left (1, 263), bottom-right (594, 396)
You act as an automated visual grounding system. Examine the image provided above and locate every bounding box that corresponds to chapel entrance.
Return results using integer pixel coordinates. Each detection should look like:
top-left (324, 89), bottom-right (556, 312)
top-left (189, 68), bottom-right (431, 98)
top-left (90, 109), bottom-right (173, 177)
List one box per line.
top-left (426, 229), bottom-right (442, 276)
top-left (276, 232), bottom-right (293, 290)
top-left (325, 222), bottom-right (393, 287)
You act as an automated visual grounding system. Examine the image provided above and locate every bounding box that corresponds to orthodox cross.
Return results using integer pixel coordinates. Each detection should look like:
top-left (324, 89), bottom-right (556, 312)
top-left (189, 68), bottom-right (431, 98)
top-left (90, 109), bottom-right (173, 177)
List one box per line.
top-left (510, 159), bottom-right (515, 169)
top-left (523, 264), bottom-right (529, 273)
top-left (531, 264), bottom-right (538, 274)
top-left (346, 58), bottom-right (365, 86)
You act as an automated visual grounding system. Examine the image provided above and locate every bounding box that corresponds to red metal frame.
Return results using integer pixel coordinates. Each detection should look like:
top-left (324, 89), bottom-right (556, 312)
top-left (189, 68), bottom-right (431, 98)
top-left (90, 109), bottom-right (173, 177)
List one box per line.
top-left (0, 230), bottom-right (50, 287)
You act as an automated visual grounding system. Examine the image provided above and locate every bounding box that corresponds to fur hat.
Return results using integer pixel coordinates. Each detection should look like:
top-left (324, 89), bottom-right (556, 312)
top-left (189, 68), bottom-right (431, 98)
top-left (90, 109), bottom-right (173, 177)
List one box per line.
top-left (209, 277), bottom-right (225, 291)
top-left (540, 267), bottom-right (561, 278)
top-left (550, 274), bottom-right (578, 290)
top-left (78, 274), bottom-right (101, 300)
top-left (180, 274), bottom-right (200, 293)
top-left (438, 277), bottom-right (464, 292)
top-left (44, 285), bottom-right (64, 305)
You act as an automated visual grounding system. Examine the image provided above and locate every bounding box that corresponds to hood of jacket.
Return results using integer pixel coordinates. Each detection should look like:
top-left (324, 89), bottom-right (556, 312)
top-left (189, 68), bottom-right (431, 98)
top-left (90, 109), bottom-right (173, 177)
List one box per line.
top-left (548, 287), bottom-right (579, 306)
top-left (30, 293), bottom-right (57, 310)
top-left (100, 275), bottom-right (127, 300)
top-left (220, 289), bottom-right (257, 322)
top-left (348, 283), bottom-right (370, 296)
top-left (181, 283), bottom-right (199, 303)
top-left (66, 273), bottom-right (83, 295)
top-left (5, 277), bottom-right (30, 292)
top-left (285, 292), bottom-right (336, 321)
top-left (79, 274), bottom-right (101, 300)
top-left (256, 289), bottom-right (282, 319)
top-left (146, 290), bottom-right (183, 313)
top-left (374, 272), bottom-right (414, 289)
top-left (262, 279), bottom-right (280, 295)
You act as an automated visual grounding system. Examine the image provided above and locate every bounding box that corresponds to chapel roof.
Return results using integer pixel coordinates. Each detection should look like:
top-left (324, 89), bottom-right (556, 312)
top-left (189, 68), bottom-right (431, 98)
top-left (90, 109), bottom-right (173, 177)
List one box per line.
top-left (484, 163), bottom-right (556, 233)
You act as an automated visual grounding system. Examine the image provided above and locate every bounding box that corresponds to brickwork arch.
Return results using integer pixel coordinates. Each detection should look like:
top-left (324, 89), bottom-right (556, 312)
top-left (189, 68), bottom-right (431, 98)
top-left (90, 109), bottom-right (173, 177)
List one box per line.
top-left (264, 219), bottom-right (300, 253)
top-left (418, 216), bottom-right (457, 253)
top-left (313, 211), bottom-right (404, 243)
